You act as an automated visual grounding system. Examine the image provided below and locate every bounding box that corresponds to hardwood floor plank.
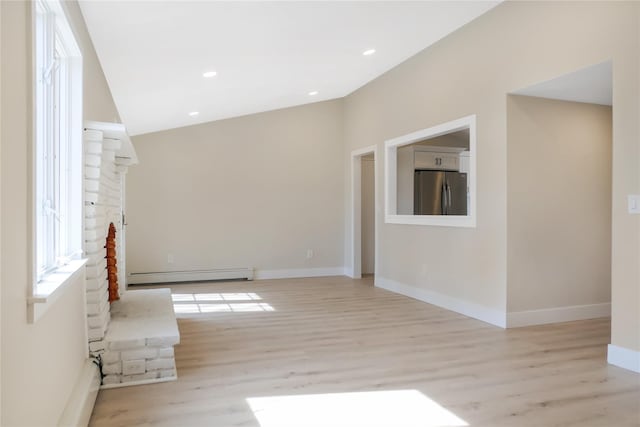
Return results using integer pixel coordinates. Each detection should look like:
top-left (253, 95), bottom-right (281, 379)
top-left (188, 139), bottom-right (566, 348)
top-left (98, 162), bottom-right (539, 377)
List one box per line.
top-left (89, 276), bottom-right (640, 426)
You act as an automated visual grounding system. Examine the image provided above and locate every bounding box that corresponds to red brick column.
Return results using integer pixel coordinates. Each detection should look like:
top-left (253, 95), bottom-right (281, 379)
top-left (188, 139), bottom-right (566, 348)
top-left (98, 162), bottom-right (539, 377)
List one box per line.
top-left (106, 222), bottom-right (120, 303)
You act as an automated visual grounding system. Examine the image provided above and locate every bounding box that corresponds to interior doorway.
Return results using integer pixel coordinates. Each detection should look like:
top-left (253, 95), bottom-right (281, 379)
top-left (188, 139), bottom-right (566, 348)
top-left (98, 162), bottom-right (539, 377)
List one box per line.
top-left (361, 153), bottom-right (375, 277)
top-left (350, 146), bottom-right (377, 280)
top-left (506, 60), bottom-right (613, 327)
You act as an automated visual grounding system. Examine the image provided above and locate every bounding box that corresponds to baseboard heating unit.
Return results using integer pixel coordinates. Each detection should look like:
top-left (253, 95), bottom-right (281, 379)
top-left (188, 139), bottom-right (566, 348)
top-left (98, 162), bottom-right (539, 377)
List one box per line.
top-left (128, 268), bottom-right (254, 284)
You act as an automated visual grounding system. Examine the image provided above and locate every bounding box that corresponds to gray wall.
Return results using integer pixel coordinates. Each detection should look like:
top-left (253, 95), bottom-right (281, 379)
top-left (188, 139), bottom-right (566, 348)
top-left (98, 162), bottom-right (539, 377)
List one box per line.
top-left (343, 1), bottom-right (638, 348)
top-left (361, 157), bottom-right (375, 274)
top-left (507, 95), bottom-right (612, 313)
top-left (127, 100), bottom-right (345, 277)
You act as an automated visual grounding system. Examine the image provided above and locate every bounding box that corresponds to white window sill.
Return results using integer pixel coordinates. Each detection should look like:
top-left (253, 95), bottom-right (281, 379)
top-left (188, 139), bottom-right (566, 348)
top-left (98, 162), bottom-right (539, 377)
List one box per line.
top-left (28, 258), bottom-right (88, 323)
top-left (385, 214), bottom-right (476, 227)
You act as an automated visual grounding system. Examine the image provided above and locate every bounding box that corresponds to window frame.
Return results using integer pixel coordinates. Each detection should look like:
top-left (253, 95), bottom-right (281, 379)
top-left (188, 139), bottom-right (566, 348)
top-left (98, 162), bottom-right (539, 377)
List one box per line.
top-left (30, 0), bottom-right (84, 321)
top-left (384, 115), bottom-right (477, 228)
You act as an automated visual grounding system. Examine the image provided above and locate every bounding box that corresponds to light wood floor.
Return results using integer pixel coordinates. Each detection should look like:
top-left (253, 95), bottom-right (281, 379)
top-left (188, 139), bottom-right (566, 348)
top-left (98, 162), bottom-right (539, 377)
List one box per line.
top-left (89, 276), bottom-right (640, 426)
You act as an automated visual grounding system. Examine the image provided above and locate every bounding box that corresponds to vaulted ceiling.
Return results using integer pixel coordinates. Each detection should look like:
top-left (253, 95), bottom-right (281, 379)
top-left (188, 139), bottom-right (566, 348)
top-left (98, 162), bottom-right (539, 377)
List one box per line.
top-left (79, 1), bottom-right (501, 136)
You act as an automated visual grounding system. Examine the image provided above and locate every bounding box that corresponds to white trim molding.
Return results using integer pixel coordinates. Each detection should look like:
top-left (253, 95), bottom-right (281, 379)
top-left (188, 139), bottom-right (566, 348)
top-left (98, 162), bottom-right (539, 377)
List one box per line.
top-left (349, 145), bottom-right (377, 280)
top-left (58, 360), bottom-right (101, 427)
top-left (100, 375), bottom-right (177, 390)
top-left (351, 145), bottom-right (378, 158)
top-left (384, 114), bottom-right (476, 227)
top-left (28, 258), bottom-right (88, 323)
top-left (129, 267), bottom-right (346, 284)
top-left (128, 268), bottom-right (254, 284)
top-left (506, 303), bottom-right (611, 328)
top-left (255, 267), bottom-right (345, 280)
top-left (607, 344), bottom-right (640, 373)
top-left (375, 276), bottom-right (506, 328)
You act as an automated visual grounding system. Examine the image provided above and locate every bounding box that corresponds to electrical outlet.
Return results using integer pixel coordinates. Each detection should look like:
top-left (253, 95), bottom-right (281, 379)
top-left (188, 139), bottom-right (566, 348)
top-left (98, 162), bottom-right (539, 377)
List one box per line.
top-left (167, 253), bottom-right (174, 263)
top-left (628, 195), bottom-right (640, 214)
top-left (306, 249), bottom-right (313, 259)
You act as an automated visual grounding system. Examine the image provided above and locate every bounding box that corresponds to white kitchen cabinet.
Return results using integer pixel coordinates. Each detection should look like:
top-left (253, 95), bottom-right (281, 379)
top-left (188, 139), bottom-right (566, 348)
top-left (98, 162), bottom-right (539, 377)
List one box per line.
top-left (414, 151), bottom-right (460, 171)
top-left (459, 151), bottom-right (471, 173)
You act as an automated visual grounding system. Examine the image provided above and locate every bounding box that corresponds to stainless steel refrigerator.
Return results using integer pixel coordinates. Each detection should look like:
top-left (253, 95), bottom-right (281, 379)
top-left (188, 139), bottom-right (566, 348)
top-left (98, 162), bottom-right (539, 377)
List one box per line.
top-left (414, 170), bottom-right (467, 215)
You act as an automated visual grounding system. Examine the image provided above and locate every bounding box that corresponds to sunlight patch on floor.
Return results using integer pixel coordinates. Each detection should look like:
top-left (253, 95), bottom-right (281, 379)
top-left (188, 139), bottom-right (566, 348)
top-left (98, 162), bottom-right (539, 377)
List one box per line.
top-left (172, 292), bottom-right (274, 313)
top-left (246, 390), bottom-right (468, 427)
top-left (172, 292), bottom-right (262, 302)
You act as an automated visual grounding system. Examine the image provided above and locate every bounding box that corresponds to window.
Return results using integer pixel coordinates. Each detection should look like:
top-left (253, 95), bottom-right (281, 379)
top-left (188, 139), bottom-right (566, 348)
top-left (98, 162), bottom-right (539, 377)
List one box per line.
top-left (34, 0), bottom-right (83, 282)
top-left (384, 115), bottom-right (477, 227)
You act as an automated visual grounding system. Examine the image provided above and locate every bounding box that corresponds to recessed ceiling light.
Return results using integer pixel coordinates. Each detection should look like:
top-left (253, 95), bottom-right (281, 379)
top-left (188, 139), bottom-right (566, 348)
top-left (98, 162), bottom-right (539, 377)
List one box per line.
top-left (188, 111), bottom-right (199, 117)
top-left (203, 71), bottom-right (217, 78)
top-left (308, 91), bottom-right (318, 96)
top-left (363, 49), bottom-right (376, 56)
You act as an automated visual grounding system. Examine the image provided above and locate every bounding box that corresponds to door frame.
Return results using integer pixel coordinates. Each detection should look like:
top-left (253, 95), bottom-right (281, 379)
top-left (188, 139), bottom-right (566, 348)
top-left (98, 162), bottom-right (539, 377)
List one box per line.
top-left (349, 145), bottom-right (377, 279)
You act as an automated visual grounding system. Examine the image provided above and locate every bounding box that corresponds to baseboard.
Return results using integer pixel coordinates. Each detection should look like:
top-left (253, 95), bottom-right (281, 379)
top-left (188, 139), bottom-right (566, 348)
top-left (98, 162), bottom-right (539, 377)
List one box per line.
top-left (255, 267), bottom-right (345, 280)
top-left (58, 359), bottom-right (101, 427)
top-left (343, 267), bottom-right (355, 278)
top-left (100, 375), bottom-right (177, 390)
top-left (128, 268), bottom-right (254, 284)
top-left (343, 268), bottom-right (374, 279)
top-left (375, 276), bottom-right (506, 328)
top-left (608, 344), bottom-right (640, 373)
top-left (507, 303), bottom-right (611, 328)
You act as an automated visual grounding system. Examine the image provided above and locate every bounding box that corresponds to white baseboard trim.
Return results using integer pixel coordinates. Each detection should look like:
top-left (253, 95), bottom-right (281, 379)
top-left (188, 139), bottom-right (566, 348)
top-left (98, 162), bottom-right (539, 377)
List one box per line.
top-left (608, 344), bottom-right (640, 373)
top-left (507, 303), bottom-right (611, 328)
top-left (375, 276), bottom-right (506, 328)
top-left (344, 267), bottom-right (355, 278)
top-left (58, 359), bottom-right (101, 427)
top-left (255, 267), bottom-right (345, 280)
top-left (100, 375), bottom-right (177, 390)
top-left (128, 268), bottom-right (254, 284)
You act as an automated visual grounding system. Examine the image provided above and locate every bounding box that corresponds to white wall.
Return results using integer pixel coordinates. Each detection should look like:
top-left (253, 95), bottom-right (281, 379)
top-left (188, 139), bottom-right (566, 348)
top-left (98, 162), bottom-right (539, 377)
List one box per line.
top-left (0, 1), bottom-right (120, 424)
top-left (507, 95), bottom-right (612, 313)
top-left (361, 157), bottom-right (375, 274)
top-left (343, 1), bottom-right (639, 347)
top-left (127, 100), bottom-right (345, 278)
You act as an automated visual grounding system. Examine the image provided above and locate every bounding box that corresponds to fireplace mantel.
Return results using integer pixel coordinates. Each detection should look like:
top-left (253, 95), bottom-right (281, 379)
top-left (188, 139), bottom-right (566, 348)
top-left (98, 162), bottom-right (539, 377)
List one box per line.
top-left (84, 120), bottom-right (138, 165)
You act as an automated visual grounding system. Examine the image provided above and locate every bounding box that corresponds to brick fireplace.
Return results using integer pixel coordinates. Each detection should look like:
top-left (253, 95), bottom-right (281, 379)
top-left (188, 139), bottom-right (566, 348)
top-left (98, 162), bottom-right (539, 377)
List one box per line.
top-left (83, 123), bottom-right (179, 388)
top-left (84, 126), bottom-right (126, 351)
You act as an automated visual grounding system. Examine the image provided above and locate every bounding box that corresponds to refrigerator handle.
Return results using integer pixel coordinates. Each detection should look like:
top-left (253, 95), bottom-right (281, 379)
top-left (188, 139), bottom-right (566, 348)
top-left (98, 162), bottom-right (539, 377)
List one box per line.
top-left (446, 183), bottom-right (452, 215)
top-left (445, 183), bottom-right (449, 215)
top-left (441, 181), bottom-right (447, 215)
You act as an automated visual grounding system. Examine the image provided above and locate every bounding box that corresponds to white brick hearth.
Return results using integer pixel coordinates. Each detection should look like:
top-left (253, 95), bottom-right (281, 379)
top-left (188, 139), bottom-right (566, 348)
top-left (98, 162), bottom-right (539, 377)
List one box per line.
top-left (101, 289), bottom-right (180, 388)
